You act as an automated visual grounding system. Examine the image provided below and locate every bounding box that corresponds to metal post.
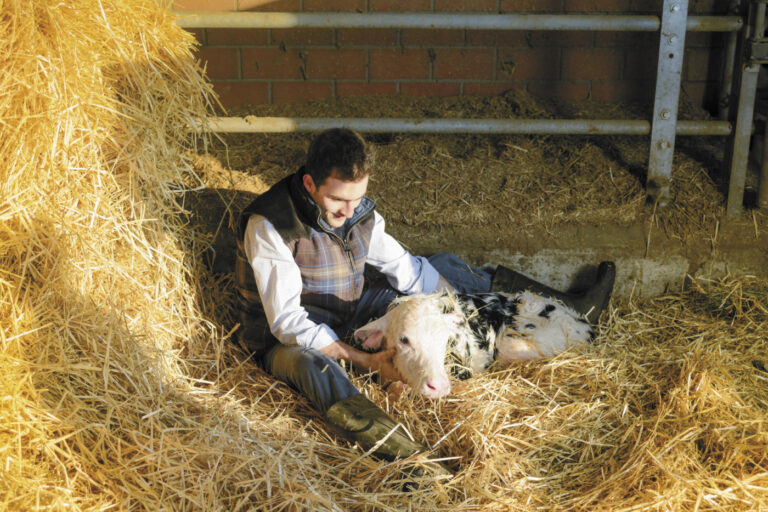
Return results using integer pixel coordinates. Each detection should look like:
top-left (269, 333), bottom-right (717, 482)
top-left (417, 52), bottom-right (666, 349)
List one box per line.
top-left (760, 123), bottom-right (768, 208)
top-left (647, 0), bottom-right (689, 206)
top-left (725, 63), bottom-right (760, 217)
top-left (723, 1), bottom-right (761, 218)
top-left (753, 0), bottom-right (768, 210)
top-left (719, 0), bottom-right (743, 120)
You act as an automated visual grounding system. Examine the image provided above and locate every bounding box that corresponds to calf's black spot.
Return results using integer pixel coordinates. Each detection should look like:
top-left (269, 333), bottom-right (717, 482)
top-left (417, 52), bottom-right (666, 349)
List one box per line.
top-left (538, 304), bottom-right (555, 318)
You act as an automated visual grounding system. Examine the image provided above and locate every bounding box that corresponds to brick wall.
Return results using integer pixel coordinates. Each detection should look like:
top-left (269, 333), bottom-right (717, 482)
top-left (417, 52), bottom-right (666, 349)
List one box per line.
top-left (176, 0), bottom-right (727, 111)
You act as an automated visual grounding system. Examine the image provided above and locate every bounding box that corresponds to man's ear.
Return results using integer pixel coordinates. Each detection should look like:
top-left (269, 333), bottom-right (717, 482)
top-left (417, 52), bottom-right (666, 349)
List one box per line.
top-left (302, 173), bottom-right (316, 194)
top-left (354, 315), bottom-right (388, 350)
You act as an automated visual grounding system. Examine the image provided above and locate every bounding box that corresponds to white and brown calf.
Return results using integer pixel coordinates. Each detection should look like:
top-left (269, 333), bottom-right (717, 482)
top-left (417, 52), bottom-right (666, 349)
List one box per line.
top-left (353, 291), bottom-right (593, 398)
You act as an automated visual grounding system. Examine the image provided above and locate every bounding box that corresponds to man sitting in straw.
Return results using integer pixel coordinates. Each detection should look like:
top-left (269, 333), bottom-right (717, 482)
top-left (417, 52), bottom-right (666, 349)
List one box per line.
top-left (235, 128), bottom-right (615, 475)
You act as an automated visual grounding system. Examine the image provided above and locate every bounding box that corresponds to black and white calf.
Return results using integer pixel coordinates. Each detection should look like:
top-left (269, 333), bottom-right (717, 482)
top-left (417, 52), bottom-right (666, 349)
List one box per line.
top-left (354, 291), bottom-right (593, 398)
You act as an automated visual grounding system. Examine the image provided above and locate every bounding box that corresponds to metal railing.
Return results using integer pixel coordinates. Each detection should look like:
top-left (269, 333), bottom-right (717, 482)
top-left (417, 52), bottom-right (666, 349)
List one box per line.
top-left (177, 5), bottom-right (757, 217)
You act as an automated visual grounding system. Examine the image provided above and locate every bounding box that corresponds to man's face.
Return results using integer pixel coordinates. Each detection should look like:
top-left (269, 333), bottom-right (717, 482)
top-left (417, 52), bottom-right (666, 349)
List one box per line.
top-left (303, 170), bottom-right (369, 228)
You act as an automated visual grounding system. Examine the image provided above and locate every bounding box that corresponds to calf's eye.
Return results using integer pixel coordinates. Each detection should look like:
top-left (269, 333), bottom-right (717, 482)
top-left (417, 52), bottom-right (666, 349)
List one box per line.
top-left (399, 336), bottom-right (410, 345)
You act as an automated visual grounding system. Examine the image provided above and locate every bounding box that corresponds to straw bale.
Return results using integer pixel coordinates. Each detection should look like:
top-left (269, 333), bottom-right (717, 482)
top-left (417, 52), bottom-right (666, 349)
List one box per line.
top-left (3, 0), bottom-right (768, 510)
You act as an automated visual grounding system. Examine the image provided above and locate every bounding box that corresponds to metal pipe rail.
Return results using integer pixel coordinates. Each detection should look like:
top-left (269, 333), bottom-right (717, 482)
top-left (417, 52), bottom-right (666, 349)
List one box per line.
top-left (175, 11), bottom-right (741, 31)
top-left (178, 8), bottom-right (752, 216)
top-left (196, 117), bottom-right (732, 136)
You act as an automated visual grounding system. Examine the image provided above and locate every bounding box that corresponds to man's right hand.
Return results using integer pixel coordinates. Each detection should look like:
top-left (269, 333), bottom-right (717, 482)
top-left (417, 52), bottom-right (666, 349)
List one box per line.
top-left (366, 347), bottom-right (403, 384)
top-left (319, 341), bottom-right (404, 384)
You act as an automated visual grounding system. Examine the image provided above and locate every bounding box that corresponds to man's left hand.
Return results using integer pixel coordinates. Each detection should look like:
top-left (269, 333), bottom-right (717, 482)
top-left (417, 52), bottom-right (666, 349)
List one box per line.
top-left (434, 274), bottom-right (455, 293)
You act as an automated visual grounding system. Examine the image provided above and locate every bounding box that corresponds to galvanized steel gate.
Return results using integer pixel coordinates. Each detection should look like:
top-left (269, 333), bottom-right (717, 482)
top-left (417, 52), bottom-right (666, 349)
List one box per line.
top-left (177, 1), bottom-right (766, 219)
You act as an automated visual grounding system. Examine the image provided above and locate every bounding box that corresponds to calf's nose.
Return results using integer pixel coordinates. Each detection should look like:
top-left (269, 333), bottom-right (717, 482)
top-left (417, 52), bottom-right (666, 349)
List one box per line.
top-left (421, 378), bottom-right (451, 398)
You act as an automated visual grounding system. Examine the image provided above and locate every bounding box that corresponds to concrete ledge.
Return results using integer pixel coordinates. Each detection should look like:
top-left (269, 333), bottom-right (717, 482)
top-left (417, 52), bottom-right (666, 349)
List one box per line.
top-left (183, 188), bottom-right (767, 298)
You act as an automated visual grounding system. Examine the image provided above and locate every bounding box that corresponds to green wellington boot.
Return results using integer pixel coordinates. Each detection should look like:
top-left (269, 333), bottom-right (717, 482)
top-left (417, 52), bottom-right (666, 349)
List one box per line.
top-left (324, 394), bottom-right (453, 479)
top-left (491, 261), bottom-right (616, 324)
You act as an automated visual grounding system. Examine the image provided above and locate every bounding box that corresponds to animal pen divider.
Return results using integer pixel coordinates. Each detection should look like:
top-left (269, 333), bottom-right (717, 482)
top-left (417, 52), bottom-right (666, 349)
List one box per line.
top-left (176, 1), bottom-right (765, 219)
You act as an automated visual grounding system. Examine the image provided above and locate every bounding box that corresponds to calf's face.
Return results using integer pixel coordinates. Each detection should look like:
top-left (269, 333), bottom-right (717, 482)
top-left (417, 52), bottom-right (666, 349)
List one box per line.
top-left (354, 295), bottom-right (462, 398)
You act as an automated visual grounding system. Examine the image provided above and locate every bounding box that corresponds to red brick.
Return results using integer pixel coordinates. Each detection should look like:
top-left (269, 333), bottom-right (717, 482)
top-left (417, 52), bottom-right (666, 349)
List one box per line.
top-left (212, 81), bottom-right (269, 107)
top-left (433, 49), bottom-right (495, 79)
top-left (682, 81), bottom-right (716, 109)
top-left (595, 31), bottom-right (656, 47)
top-left (564, 0), bottom-right (628, 11)
top-left (370, 49), bottom-right (431, 79)
top-left (207, 28), bottom-right (269, 46)
top-left (370, 0), bottom-right (430, 11)
top-left (337, 82), bottom-right (398, 96)
top-left (498, 49), bottom-right (560, 80)
top-left (685, 49), bottom-right (712, 81)
top-left (562, 48), bottom-right (623, 80)
top-left (689, 0), bottom-right (720, 14)
top-left (337, 28), bottom-right (398, 46)
top-left (591, 80), bottom-right (655, 102)
top-left (624, 48), bottom-right (657, 79)
top-left (270, 28), bottom-right (334, 46)
top-left (500, 0), bottom-right (563, 12)
top-left (401, 29), bottom-right (464, 47)
top-left (272, 82), bottom-right (334, 104)
top-left (464, 81), bottom-right (526, 97)
top-left (466, 30), bottom-right (528, 47)
top-left (686, 32), bottom-right (719, 48)
top-left (197, 48), bottom-right (239, 79)
top-left (435, 0), bottom-right (496, 11)
top-left (186, 28), bottom-right (205, 45)
top-left (174, 0), bottom-right (235, 10)
top-left (305, 49), bottom-right (366, 79)
top-left (528, 31), bottom-right (593, 47)
top-left (304, 0), bottom-right (366, 10)
top-left (527, 80), bottom-right (590, 101)
top-left (238, 0), bottom-right (300, 11)
top-left (242, 48), bottom-right (304, 79)
top-left (400, 82), bottom-right (461, 97)
top-left (628, 0), bottom-right (660, 12)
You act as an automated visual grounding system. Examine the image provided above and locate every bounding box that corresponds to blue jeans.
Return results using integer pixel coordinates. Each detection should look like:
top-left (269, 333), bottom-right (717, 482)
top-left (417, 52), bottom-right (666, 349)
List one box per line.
top-left (261, 253), bottom-right (492, 414)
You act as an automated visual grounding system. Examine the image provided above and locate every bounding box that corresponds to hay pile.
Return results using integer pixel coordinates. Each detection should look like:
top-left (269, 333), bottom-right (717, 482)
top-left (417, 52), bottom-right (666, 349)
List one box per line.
top-left (3, 1), bottom-right (768, 510)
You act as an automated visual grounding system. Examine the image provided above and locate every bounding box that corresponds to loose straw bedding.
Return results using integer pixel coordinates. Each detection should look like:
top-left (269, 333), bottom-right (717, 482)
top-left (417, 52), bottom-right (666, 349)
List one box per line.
top-left (1, 1), bottom-right (767, 510)
top-left (211, 91), bottom-right (757, 243)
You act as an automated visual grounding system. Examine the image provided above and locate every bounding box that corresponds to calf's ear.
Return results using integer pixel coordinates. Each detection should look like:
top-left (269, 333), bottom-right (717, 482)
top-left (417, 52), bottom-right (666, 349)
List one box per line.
top-left (354, 315), bottom-right (388, 350)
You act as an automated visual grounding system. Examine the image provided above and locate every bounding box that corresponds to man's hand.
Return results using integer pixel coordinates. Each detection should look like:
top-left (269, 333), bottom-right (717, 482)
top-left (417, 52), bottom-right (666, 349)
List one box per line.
top-left (434, 274), bottom-right (456, 293)
top-left (366, 347), bottom-right (403, 384)
top-left (319, 341), bottom-right (404, 384)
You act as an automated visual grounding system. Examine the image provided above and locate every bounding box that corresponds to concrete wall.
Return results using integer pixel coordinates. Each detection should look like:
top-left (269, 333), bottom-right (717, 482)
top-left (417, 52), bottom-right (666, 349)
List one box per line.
top-left (176, 0), bottom-right (728, 111)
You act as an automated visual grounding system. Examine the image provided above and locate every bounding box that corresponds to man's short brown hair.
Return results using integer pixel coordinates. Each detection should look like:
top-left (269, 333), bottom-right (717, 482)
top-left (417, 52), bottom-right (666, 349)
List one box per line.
top-left (306, 128), bottom-right (374, 186)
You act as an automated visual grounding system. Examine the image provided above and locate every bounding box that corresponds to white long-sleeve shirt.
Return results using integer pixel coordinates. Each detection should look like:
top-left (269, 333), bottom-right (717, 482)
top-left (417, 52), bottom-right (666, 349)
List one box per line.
top-left (243, 211), bottom-right (439, 350)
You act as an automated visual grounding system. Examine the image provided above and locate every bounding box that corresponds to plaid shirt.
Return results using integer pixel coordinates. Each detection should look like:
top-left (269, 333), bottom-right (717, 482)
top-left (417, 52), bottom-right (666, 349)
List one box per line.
top-left (235, 169), bottom-right (375, 353)
top-left (291, 214), bottom-right (374, 327)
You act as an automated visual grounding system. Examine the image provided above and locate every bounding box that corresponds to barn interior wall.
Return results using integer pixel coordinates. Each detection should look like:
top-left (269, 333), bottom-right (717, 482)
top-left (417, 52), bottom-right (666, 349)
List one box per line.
top-left (176, 0), bottom-right (727, 111)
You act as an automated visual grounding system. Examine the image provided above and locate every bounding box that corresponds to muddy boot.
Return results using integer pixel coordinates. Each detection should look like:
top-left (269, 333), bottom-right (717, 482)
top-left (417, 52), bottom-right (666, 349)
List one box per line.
top-left (491, 261), bottom-right (616, 324)
top-left (324, 394), bottom-right (453, 483)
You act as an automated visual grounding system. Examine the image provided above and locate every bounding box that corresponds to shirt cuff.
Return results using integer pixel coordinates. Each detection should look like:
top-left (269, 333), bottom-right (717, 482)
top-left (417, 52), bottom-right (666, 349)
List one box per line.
top-left (301, 323), bottom-right (340, 351)
top-left (419, 257), bottom-right (441, 294)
